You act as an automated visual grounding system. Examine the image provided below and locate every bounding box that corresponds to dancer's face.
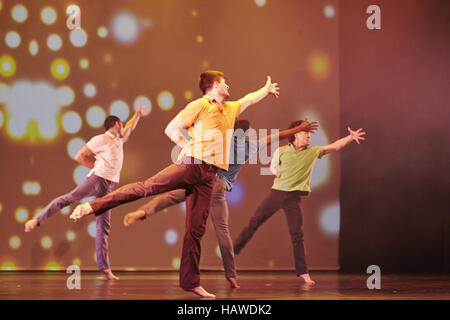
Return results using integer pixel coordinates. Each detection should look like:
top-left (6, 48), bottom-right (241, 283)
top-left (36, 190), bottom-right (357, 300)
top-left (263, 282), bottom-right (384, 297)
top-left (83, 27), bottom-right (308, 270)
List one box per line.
top-left (114, 121), bottom-right (124, 137)
top-left (295, 131), bottom-right (311, 147)
top-left (216, 77), bottom-right (230, 99)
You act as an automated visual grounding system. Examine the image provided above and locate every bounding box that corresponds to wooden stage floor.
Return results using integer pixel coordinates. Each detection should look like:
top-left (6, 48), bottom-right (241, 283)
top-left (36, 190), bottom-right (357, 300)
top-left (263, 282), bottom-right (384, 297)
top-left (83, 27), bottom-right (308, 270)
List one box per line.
top-left (1, 271), bottom-right (449, 300)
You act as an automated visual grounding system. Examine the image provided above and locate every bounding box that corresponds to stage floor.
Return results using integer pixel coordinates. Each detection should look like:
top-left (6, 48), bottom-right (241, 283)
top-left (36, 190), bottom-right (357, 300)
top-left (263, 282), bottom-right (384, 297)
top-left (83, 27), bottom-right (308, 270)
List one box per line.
top-left (0, 271), bottom-right (449, 300)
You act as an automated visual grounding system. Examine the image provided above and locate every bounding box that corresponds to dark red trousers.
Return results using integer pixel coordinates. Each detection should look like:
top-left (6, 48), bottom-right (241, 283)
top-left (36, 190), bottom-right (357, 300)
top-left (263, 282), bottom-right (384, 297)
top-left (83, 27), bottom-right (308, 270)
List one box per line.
top-left (90, 157), bottom-right (217, 289)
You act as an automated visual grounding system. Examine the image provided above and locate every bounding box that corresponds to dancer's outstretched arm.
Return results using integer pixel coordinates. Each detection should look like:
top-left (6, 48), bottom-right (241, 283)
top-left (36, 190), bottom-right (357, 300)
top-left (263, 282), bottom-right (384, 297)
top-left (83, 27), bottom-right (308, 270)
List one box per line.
top-left (322, 126), bottom-right (366, 156)
top-left (123, 103), bottom-right (146, 140)
top-left (238, 76), bottom-right (280, 114)
top-left (259, 118), bottom-right (319, 147)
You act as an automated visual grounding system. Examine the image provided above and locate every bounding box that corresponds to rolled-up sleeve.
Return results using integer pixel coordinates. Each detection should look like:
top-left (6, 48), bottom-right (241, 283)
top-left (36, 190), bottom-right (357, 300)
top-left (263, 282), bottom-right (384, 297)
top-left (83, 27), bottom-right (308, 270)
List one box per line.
top-left (85, 135), bottom-right (105, 155)
top-left (270, 147), bottom-right (280, 167)
top-left (176, 99), bottom-right (205, 127)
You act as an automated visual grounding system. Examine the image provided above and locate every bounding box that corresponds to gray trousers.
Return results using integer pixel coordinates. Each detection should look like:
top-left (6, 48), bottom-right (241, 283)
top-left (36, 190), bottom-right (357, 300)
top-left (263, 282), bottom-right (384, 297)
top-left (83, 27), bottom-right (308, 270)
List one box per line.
top-left (34, 174), bottom-right (115, 270)
top-left (139, 176), bottom-right (237, 279)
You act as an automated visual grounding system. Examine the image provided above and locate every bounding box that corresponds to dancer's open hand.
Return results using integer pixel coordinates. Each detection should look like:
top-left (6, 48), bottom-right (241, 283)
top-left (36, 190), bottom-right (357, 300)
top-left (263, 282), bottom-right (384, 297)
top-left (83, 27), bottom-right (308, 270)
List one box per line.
top-left (348, 127), bottom-right (366, 144)
top-left (265, 76), bottom-right (280, 98)
top-left (297, 117), bottom-right (319, 133)
top-left (138, 102), bottom-right (147, 116)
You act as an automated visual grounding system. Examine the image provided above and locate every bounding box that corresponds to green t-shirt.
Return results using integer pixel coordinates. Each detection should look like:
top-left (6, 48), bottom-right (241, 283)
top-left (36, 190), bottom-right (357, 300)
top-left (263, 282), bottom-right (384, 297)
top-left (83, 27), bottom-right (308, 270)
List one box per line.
top-left (271, 144), bottom-right (325, 192)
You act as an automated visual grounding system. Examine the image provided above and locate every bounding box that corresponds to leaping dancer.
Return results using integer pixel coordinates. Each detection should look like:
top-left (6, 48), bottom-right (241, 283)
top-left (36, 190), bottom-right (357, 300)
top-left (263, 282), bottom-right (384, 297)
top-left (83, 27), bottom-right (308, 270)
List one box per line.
top-left (233, 122), bottom-right (366, 286)
top-left (121, 118), bottom-right (319, 289)
top-left (25, 104), bottom-right (146, 280)
top-left (69, 71), bottom-right (280, 298)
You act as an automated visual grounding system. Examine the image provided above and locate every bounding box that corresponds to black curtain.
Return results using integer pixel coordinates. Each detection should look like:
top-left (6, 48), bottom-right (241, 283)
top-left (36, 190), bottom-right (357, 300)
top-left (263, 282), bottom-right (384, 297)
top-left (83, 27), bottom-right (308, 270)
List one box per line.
top-left (339, 0), bottom-right (450, 272)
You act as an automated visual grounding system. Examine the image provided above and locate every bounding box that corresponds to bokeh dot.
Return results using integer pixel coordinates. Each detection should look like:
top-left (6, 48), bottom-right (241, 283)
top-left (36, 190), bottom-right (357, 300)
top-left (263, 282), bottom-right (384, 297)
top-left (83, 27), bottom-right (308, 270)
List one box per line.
top-left (172, 257), bottom-right (180, 269)
top-left (88, 221), bottom-right (96, 238)
top-left (157, 91), bottom-right (175, 111)
top-left (50, 58), bottom-right (70, 80)
top-left (62, 111), bottom-right (82, 134)
top-left (1, 261), bottom-right (17, 271)
top-left (47, 34), bottom-right (62, 51)
top-left (70, 29), bottom-right (88, 47)
top-left (67, 137), bottom-right (86, 159)
top-left (184, 90), bottom-right (193, 100)
top-left (0, 55), bottom-right (16, 77)
top-left (22, 181), bottom-right (41, 195)
top-left (97, 26), bottom-right (108, 38)
top-left (11, 4), bottom-right (28, 23)
top-left (58, 86), bottom-right (75, 105)
top-left (324, 5), bottom-right (335, 18)
top-left (319, 203), bottom-right (340, 235)
top-left (41, 236), bottom-right (53, 250)
top-left (110, 100), bottom-right (130, 121)
top-left (306, 50), bottom-right (331, 81)
top-left (41, 6), bottom-right (57, 25)
top-left (226, 182), bottom-right (244, 205)
top-left (9, 235), bottom-right (21, 249)
top-left (86, 106), bottom-right (106, 128)
top-left (5, 31), bottom-right (21, 48)
top-left (79, 58), bottom-right (89, 69)
top-left (112, 12), bottom-right (139, 44)
top-left (255, 0), bottom-right (267, 7)
top-left (83, 83), bottom-right (96, 97)
top-left (164, 229), bottom-right (178, 245)
top-left (66, 230), bottom-right (76, 242)
top-left (61, 206), bottom-right (70, 215)
top-left (72, 258), bottom-right (81, 266)
top-left (29, 39), bottom-right (39, 56)
top-left (73, 165), bottom-right (90, 185)
top-left (15, 207), bottom-right (29, 223)
top-left (45, 261), bottom-right (60, 271)
top-left (196, 35), bottom-right (204, 43)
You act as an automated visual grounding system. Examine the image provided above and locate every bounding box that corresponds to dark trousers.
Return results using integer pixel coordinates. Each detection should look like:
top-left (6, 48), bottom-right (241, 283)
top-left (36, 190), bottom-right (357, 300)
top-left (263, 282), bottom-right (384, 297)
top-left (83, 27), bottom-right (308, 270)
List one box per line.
top-left (233, 189), bottom-right (309, 276)
top-left (89, 157), bottom-right (217, 289)
top-left (139, 176), bottom-right (237, 279)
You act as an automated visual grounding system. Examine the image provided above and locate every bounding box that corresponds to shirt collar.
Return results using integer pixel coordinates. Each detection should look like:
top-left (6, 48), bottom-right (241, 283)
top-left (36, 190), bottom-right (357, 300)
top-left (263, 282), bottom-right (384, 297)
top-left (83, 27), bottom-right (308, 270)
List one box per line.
top-left (288, 143), bottom-right (308, 151)
top-left (105, 131), bottom-right (119, 140)
top-left (203, 95), bottom-right (220, 104)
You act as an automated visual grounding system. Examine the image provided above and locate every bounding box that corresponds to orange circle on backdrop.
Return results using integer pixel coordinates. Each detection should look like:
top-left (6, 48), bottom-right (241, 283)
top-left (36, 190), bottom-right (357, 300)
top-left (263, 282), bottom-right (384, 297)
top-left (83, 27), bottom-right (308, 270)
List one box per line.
top-left (306, 50), bottom-right (331, 81)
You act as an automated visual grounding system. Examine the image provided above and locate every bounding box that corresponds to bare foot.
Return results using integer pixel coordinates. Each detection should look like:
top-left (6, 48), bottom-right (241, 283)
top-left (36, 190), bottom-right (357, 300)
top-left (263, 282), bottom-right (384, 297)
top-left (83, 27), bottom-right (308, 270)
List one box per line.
top-left (70, 203), bottom-right (93, 221)
top-left (299, 273), bottom-right (316, 286)
top-left (123, 210), bottom-right (146, 227)
top-left (25, 219), bottom-right (39, 232)
top-left (227, 277), bottom-right (241, 289)
top-left (187, 286), bottom-right (216, 299)
top-left (102, 269), bottom-right (119, 280)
